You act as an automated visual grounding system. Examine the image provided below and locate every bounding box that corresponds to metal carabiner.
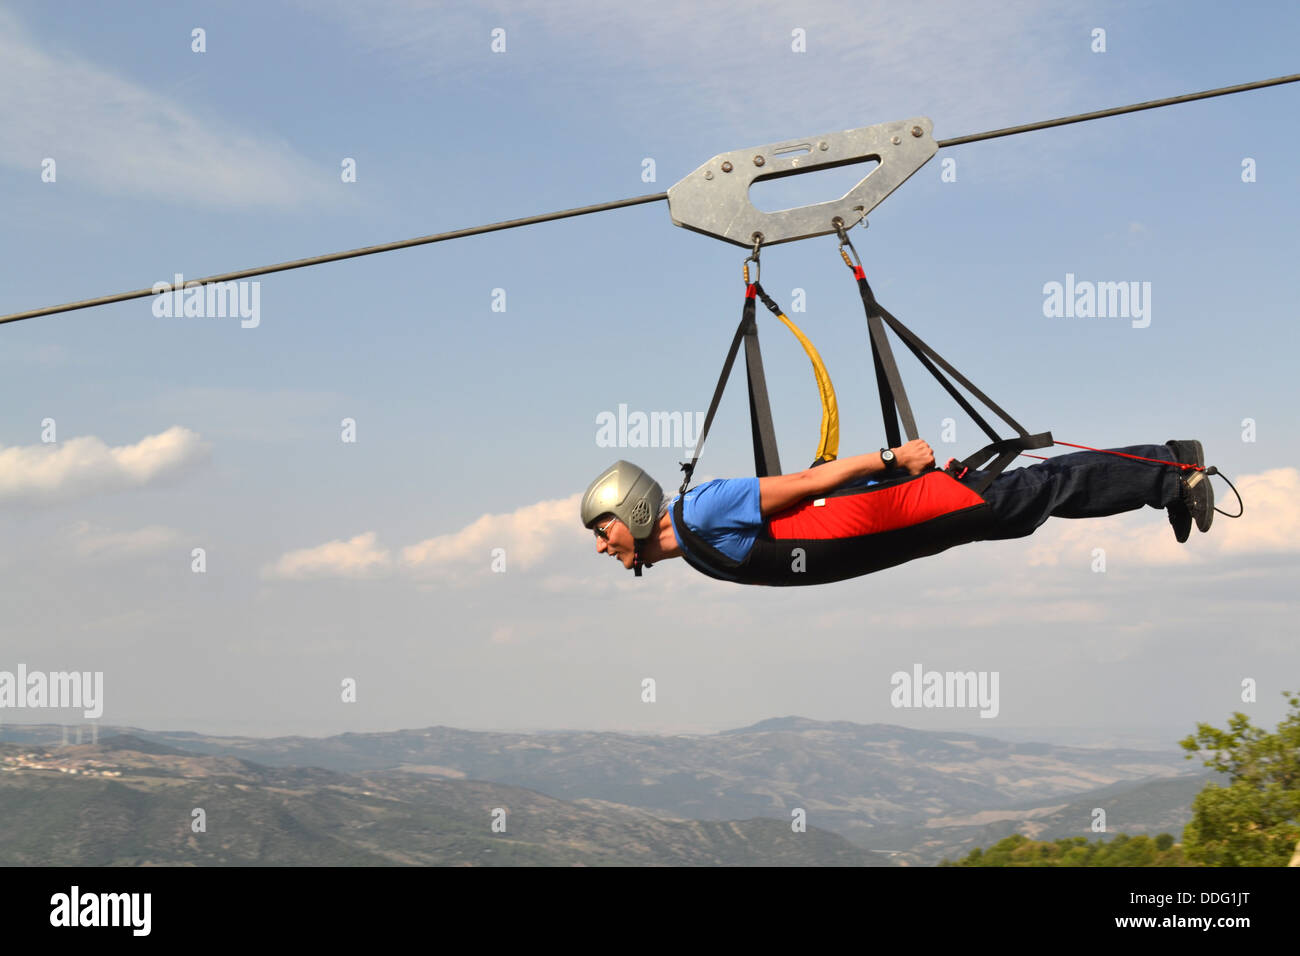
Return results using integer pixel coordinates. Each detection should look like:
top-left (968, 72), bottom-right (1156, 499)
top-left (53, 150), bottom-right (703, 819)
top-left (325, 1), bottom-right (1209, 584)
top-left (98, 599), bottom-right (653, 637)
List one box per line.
top-left (742, 232), bottom-right (763, 285)
top-left (833, 217), bottom-right (864, 271)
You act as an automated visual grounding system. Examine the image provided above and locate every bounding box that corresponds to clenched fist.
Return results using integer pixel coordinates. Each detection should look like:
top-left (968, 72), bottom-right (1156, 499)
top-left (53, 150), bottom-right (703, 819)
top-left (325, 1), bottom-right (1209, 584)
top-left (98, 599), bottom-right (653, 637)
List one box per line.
top-left (894, 439), bottom-right (935, 475)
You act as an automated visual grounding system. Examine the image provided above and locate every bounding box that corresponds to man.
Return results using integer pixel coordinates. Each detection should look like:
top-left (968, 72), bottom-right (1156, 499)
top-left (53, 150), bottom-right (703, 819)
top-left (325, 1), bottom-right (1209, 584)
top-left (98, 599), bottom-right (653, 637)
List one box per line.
top-left (580, 439), bottom-right (1213, 580)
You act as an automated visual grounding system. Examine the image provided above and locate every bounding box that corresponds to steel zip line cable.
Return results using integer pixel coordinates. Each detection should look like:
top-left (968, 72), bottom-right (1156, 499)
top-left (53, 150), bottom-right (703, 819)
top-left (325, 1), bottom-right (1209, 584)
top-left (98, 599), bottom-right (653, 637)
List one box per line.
top-left (3, 71), bottom-right (1297, 327)
top-left (0, 193), bottom-right (668, 325)
top-left (932, 71), bottom-right (1300, 147)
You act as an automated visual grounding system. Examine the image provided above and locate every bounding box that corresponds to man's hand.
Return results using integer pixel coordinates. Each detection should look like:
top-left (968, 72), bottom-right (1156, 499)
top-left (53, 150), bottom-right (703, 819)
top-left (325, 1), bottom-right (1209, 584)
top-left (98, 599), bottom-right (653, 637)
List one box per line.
top-left (894, 439), bottom-right (935, 475)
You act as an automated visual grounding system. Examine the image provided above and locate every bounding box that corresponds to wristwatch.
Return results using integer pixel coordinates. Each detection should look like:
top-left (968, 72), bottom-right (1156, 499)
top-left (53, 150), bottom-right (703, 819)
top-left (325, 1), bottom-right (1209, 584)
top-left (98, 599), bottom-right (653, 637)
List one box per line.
top-left (880, 448), bottom-right (897, 471)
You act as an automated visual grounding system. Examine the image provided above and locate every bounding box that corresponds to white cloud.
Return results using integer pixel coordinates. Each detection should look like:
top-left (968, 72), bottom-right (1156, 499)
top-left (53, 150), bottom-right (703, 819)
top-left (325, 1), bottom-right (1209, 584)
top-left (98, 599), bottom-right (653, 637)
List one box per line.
top-left (1026, 468), bottom-right (1299, 567)
top-left (64, 522), bottom-right (184, 561)
top-left (262, 531), bottom-right (393, 581)
top-left (1214, 469), bottom-right (1300, 555)
top-left (1026, 512), bottom-right (1192, 568)
top-left (0, 10), bottom-right (335, 207)
top-left (263, 493), bottom-right (586, 585)
top-left (0, 426), bottom-right (209, 503)
top-left (402, 494), bottom-right (582, 573)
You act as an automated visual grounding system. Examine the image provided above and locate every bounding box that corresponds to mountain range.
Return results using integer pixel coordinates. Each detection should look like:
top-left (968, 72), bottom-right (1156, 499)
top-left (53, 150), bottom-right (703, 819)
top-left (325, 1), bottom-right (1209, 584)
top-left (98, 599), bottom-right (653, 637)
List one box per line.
top-left (0, 717), bottom-right (1214, 865)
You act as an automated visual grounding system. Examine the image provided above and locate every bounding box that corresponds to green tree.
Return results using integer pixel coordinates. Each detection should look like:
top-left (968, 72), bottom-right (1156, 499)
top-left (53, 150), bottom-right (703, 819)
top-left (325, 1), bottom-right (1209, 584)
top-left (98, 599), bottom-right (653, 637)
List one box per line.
top-left (1179, 690), bottom-right (1300, 866)
top-left (941, 833), bottom-right (1185, 866)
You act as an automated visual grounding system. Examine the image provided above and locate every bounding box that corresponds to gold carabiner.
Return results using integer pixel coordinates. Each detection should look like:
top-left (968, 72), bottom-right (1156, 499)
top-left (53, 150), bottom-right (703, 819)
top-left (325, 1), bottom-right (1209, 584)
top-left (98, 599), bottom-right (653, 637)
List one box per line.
top-left (742, 232), bottom-right (763, 285)
top-left (833, 217), bottom-right (864, 272)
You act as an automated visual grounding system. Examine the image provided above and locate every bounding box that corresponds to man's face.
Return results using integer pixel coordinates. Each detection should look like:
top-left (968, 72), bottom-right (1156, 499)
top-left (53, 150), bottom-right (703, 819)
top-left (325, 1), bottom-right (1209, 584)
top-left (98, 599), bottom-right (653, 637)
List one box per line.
top-left (593, 515), bottom-right (636, 569)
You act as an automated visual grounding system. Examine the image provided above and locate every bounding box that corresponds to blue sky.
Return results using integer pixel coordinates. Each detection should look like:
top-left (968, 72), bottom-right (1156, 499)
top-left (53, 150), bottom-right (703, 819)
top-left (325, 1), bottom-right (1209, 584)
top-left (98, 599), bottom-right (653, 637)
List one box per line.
top-left (1, 0), bottom-right (1297, 744)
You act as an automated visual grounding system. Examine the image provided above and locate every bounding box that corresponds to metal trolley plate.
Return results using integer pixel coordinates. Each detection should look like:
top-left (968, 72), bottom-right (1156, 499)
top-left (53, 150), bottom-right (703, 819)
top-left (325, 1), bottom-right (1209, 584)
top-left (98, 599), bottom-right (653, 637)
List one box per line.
top-left (667, 118), bottom-right (937, 247)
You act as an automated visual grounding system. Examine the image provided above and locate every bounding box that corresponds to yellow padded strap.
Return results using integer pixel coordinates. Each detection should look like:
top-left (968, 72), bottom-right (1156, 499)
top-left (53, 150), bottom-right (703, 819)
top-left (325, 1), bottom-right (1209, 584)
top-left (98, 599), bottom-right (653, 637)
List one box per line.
top-left (771, 310), bottom-right (840, 463)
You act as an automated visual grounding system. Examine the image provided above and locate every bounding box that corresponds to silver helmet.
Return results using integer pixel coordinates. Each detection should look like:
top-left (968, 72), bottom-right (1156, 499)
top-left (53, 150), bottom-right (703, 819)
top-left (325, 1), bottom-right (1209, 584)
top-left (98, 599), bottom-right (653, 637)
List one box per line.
top-left (580, 460), bottom-right (663, 541)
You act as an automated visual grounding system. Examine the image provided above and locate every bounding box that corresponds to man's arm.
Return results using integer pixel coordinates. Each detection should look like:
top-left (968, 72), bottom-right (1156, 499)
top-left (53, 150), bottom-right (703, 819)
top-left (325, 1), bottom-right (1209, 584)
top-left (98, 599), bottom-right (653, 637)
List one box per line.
top-left (757, 439), bottom-right (935, 518)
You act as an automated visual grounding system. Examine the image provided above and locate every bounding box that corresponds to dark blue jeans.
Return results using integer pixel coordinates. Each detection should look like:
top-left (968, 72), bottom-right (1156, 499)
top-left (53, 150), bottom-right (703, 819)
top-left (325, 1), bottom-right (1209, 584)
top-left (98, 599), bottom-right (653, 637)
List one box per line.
top-left (958, 444), bottom-right (1182, 540)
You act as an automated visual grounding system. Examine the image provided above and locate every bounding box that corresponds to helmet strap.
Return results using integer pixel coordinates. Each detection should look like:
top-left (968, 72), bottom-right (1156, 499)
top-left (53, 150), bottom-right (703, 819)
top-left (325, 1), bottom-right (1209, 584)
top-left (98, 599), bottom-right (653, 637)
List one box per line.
top-left (632, 539), bottom-right (653, 577)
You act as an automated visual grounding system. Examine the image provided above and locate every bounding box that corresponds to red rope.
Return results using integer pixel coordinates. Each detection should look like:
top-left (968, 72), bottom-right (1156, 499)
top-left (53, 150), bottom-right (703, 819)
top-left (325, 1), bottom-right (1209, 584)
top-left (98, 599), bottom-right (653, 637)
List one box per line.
top-left (1021, 441), bottom-right (1203, 471)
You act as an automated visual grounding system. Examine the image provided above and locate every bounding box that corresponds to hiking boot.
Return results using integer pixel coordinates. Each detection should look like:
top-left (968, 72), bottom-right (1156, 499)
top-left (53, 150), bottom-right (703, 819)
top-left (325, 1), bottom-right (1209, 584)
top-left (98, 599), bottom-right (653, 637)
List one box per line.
top-left (1182, 468), bottom-right (1214, 533)
top-left (1167, 499), bottom-right (1192, 543)
top-left (1166, 440), bottom-right (1212, 539)
top-left (1166, 440), bottom-right (1203, 470)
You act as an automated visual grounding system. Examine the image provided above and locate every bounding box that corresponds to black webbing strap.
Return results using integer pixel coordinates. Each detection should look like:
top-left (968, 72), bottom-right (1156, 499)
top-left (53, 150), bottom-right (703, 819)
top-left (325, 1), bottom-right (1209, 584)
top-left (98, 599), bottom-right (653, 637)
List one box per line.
top-left (744, 291), bottom-right (781, 479)
top-left (855, 275), bottom-right (916, 448)
top-left (953, 436), bottom-right (1054, 491)
top-left (854, 270), bottom-right (1052, 496)
top-left (678, 286), bottom-right (780, 495)
top-left (873, 299), bottom-right (1032, 446)
top-left (889, 323), bottom-right (1001, 443)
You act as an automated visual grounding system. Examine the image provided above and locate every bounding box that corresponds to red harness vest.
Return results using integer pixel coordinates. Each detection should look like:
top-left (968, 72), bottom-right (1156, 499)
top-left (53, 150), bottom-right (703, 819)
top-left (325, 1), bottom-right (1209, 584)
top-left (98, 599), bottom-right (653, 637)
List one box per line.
top-left (673, 470), bottom-right (995, 586)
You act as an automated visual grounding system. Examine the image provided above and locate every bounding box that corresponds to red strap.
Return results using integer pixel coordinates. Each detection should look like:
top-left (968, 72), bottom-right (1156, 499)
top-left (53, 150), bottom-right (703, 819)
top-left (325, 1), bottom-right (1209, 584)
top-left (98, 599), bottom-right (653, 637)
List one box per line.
top-left (853, 266), bottom-right (865, 280)
top-left (1021, 441), bottom-right (1203, 471)
top-left (745, 284), bottom-right (757, 299)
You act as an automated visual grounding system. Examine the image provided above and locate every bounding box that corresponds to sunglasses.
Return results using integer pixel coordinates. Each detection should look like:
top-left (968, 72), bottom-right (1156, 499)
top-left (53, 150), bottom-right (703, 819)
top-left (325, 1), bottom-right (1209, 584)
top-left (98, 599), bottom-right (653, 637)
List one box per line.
top-left (593, 517), bottom-right (618, 541)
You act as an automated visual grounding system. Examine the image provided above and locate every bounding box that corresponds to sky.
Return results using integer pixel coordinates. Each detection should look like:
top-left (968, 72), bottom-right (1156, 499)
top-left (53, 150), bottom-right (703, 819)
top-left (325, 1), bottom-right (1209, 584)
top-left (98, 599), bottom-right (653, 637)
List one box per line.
top-left (0, 0), bottom-right (1297, 746)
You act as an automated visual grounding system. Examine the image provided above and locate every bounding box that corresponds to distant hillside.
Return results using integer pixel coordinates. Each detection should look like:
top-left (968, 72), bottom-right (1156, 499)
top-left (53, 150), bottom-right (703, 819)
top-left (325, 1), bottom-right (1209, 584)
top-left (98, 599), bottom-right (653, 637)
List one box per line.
top-left (0, 741), bottom-right (889, 866)
top-left (874, 771), bottom-right (1218, 865)
top-left (2, 719), bottom-right (1206, 865)
top-left (96, 734), bottom-right (192, 756)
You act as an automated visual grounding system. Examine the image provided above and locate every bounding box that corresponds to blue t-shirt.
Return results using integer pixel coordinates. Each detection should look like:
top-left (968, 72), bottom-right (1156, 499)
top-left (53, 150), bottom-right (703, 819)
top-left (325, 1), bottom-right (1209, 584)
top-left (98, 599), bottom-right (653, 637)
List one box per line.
top-left (670, 473), bottom-right (881, 562)
top-left (669, 478), bottom-right (763, 561)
